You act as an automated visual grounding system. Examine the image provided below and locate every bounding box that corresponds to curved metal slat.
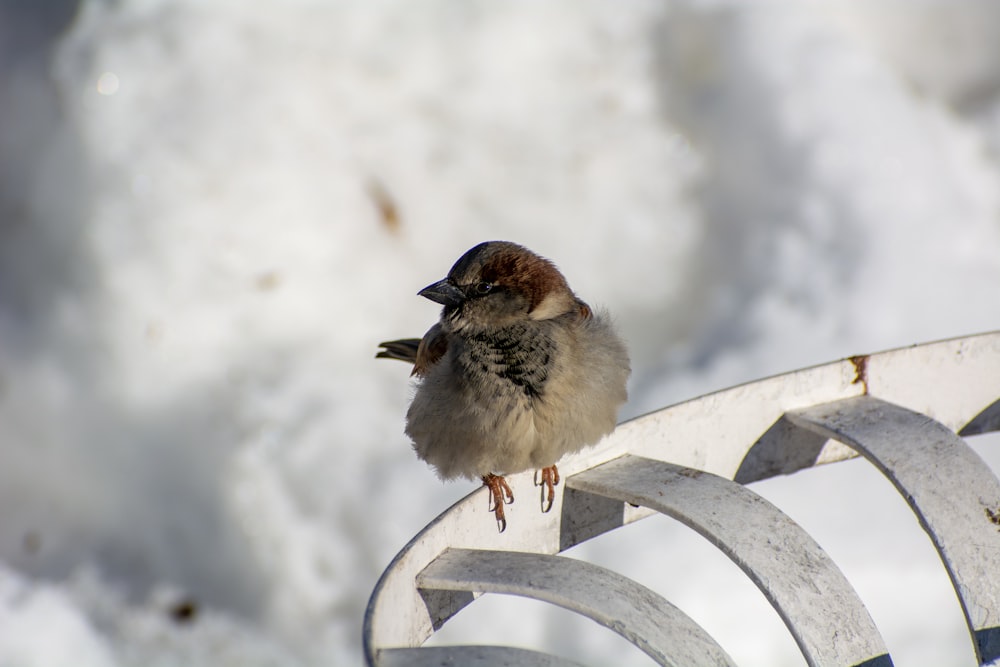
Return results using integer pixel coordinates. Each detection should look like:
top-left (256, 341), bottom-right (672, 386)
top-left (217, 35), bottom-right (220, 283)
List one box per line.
top-left (416, 548), bottom-right (737, 667)
top-left (787, 395), bottom-right (1000, 665)
top-left (960, 398), bottom-right (1000, 436)
top-left (567, 455), bottom-right (892, 667)
top-left (376, 645), bottom-right (588, 667)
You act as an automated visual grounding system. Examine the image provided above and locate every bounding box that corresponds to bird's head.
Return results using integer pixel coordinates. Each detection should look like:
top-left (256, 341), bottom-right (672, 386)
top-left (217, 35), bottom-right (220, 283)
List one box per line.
top-left (419, 241), bottom-right (578, 333)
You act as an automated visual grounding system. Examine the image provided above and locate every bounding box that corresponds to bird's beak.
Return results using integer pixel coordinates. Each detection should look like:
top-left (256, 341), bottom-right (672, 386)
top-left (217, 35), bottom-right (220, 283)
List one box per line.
top-left (418, 279), bottom-right (465, 307)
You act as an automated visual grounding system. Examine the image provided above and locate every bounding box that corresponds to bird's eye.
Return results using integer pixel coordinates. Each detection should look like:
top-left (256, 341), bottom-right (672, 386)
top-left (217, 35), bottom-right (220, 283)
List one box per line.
top-left (475, 281), bottom-right (493, 295)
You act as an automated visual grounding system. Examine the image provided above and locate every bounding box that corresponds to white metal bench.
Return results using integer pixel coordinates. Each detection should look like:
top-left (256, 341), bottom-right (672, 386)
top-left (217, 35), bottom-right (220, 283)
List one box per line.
top-left (364, 332), bottom-right (1000, 667)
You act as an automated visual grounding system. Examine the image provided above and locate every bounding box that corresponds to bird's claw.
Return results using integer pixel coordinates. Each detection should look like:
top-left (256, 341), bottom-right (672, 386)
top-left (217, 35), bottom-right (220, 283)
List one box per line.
top-left (537, 465), bottom-right (560, 513)
top-left (482, 474), bottom-right (514, 533)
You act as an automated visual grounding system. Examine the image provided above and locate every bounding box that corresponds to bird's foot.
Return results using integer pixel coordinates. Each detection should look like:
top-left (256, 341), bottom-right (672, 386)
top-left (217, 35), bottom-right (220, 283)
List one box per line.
top-left (482, 474), bottom-right (514, 533)
top-left (536, 465), bottom-right (560, 513)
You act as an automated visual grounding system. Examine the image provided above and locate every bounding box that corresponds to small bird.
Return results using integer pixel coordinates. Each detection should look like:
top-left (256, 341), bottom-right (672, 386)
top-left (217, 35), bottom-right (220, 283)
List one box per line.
top-left (378, 241), bottom-right (630, 531)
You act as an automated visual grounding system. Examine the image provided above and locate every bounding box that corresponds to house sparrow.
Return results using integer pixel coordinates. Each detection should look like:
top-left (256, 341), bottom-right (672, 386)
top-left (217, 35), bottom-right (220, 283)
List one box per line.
top-left (378, 241), bottom-right (630, 531)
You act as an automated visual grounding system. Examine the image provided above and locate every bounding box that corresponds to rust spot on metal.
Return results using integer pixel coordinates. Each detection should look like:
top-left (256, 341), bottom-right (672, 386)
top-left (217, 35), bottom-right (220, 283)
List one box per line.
top-left (986, 506), bottom-right (1000, 531)
top-left (849, 354), bottom-right (870, 394)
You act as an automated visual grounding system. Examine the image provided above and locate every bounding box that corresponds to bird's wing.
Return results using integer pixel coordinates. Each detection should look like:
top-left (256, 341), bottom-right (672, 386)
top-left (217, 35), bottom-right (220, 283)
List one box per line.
top-left (412, 323), bottom-right (448, 377)
top-left (376, 322), bottom-right (449, 377)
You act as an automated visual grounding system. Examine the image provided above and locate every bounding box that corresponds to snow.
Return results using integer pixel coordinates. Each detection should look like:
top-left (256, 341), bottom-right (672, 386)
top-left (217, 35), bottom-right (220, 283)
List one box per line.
top-left (1, 1), bottom-right (999, 666)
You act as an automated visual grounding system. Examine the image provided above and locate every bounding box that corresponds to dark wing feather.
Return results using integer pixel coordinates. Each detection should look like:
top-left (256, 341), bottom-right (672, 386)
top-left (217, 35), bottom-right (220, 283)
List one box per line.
top-left (376, 338), bottom-right (421, 364)
top-left (376, 323), bottom-right (448, 377)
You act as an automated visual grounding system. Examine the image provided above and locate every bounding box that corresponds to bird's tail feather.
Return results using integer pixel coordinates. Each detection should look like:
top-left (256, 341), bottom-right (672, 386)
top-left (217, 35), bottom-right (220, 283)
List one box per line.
top-left (375, 338), bottom-right (421, 364)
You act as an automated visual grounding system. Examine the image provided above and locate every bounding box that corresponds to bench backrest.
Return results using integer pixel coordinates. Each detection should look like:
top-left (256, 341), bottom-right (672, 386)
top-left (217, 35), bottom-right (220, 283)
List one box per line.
top-left (364, 331), bottom-right (1000, 666)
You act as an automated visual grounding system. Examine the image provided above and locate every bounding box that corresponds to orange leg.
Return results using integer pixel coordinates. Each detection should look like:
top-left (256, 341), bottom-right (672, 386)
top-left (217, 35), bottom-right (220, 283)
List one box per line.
top-left (537, 464), bottom-right (560, 513)
top-left (482, 474), bottom-right (514, 533)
